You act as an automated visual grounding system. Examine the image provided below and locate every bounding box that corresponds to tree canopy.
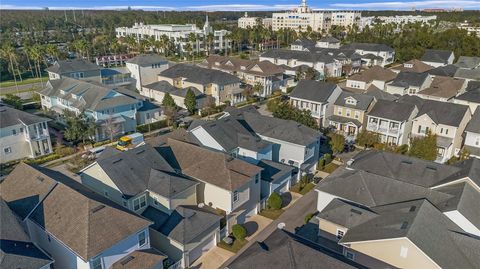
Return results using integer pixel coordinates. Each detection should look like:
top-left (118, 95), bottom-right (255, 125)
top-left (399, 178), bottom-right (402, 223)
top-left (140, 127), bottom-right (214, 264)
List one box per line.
top-left (184, 89), bottom-right (197, 114)
top-left (408, 131), bottom-right (438, 161)
top-left (272, 102), bottom-right (318, 129)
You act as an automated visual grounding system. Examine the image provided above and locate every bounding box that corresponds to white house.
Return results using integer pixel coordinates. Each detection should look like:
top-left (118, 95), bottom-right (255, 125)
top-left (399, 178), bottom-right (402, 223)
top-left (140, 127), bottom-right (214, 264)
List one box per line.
top-left (126, 54), bottom-right (170, 90)
top-left (385, 71), bottom-right (432, 95)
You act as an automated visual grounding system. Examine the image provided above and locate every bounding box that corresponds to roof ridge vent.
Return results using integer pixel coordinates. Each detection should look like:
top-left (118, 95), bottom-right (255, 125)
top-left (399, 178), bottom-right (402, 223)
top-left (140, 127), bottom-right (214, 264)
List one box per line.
top-left (120, 256), bottom-right (135, 265)
top-left (112, 158), bottom-right (123, 164)
top-left (91, 204), bottom-right (106, 213)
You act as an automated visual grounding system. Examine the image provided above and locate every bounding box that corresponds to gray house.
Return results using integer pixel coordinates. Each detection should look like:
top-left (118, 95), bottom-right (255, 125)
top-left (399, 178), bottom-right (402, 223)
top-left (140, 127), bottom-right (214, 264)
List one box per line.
top-left (47, 59), bottom-right (102, 82)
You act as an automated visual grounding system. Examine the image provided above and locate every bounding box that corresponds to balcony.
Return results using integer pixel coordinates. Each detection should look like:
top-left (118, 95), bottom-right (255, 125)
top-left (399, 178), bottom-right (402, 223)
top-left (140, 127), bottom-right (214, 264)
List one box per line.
top-left (367, 123), bottom-right (378, 130)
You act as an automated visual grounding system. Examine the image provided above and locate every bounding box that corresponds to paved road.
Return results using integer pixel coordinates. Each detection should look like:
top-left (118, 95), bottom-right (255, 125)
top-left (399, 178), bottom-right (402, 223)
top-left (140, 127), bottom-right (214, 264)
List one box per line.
top-left (219, 190), bottom-right (318, 268)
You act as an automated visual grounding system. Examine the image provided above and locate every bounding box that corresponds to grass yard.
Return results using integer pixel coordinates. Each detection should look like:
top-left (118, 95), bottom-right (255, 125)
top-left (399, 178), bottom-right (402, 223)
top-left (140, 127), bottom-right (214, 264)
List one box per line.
top-left (218, 239), bottom-right (248, 253)
top-left (259, 208), bottom-right (285, 220)
top-left (0, 77), bottom-right (47, 88)
top-left (321, 163), bottom-right (339, 174)
top-left (299, 182), bottom-right (316, 195)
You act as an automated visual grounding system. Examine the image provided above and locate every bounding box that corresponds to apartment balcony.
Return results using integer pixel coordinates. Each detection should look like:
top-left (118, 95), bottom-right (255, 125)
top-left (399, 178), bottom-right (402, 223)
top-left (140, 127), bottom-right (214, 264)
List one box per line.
top-left (367, 123), bottom-right (378, 130)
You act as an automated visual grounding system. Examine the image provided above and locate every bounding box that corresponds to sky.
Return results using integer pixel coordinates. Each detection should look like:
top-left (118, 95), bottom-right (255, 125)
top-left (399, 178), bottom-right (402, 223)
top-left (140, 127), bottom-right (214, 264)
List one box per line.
top-left (1, 0), bottom-right (479, 10)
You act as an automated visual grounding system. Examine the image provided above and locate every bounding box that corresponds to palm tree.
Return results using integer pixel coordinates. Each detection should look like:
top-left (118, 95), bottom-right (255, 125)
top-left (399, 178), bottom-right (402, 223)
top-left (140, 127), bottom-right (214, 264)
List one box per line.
top-left (206, 32), bottom-right (214, 56)
top-left (188, 32), bottom-right (197, 63)
top-left (30, 44), bottom-right (45, 86)
top-left (0, 44), bottom-right (21, 92)
top-left (22, 44), bottom-right (36, 78)
top-left (184, 43), bottom-right (192, 62)
top-left (160, 35), bottom-right (170, 56)
top-left (45, 44), bottom-right (59, 61)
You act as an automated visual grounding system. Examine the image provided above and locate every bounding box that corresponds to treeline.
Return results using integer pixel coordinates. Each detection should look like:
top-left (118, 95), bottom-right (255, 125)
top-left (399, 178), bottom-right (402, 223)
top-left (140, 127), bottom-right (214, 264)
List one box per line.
top-left (362, 10), bottom-right (480, 24)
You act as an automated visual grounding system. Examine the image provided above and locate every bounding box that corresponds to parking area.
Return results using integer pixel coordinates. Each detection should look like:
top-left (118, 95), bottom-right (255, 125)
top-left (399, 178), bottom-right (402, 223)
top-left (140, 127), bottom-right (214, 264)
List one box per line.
top-left (190, 246), bottom-right (233, 269)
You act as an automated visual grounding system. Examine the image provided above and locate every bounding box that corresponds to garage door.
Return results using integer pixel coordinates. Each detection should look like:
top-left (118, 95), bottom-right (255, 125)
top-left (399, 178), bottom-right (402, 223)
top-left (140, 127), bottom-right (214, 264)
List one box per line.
top-left (278, 181), bottom-right (289, 194)
top-left (188, 234), bottom-right (215, 265)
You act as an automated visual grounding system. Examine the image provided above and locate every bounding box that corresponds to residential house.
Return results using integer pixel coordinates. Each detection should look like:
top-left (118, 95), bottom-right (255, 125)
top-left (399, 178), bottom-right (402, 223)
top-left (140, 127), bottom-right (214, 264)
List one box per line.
top-left (1, 198), bottom-right (53, 269)
top-left (157, 64), bottom-right (246, 105)
top-left (290, 38), bottom-right (316, 51)
top-left (421, 49), bottom-right (455, 67)
top-left (157, 138), bottom-right (262, 232)
top-left (328, 92), bottom-right (376, 141)
top-left (454, 56), bottom-right (480, 81)
top-left (141, 81), bottom-right (214, 112)
top-left (225, 228), bottom-right (366, 269)
top-left (0, 163), bottom-right (154, 269)
top-left (313, 150), bottom-right (480, 268)
top-left (289, 80), bottom-right (343, 127)
top-left (110, 249), bottom-right (166, 269)
top-left (46, 59), bottom-right (102, 82)
top-left (464, 109), bottom-right (480, 158)
top-left (344, 65), bottom-right (398, 91)
top-left (199, 55), bottom-right (286, 96)
top-left (454, 81), bottom-right (480, 112)
top-left (399, 95), bottom-right (471, 163)
top-left (391, 59), bottom-right (434, 73)
top-left (257, 159), bottom-right (294, 200)
top-left (385, 71), bottom-right (432, 95)
top-left (340, 43), bottom-right (395, 67)
top-left (416, 76), bottom-right (466, 102)
top-left (316, 37), bottom-right (341, 49)
top-left (426, 64), bottom-right (459, 78)
top-left (126, 54), bottom-right (170, 90)
top-left (0, 105), bottom-right (53, 163)
top-left (366, 99), bottom-right (418, 145)
top-left (39, 78), bottom-right (160, 141)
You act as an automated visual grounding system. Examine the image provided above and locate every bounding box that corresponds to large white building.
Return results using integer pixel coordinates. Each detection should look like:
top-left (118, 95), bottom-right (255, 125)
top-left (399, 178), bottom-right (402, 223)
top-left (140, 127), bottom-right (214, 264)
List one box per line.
top-left (115, 17), bottom-right (231, 54)
top-left (238, 12), bottom-right (273, 29)
top-left (272, 0), bottom-right (361, 32)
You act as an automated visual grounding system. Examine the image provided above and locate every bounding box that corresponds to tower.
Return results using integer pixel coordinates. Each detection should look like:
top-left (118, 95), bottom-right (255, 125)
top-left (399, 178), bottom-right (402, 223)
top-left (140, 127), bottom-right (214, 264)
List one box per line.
top-left (203, 15), bottom-right (212, 34)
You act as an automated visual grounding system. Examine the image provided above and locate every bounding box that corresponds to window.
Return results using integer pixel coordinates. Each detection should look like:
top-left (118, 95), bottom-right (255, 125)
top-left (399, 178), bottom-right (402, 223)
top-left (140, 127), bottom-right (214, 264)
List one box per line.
top-left (4, 147), bottom-right (12, 154)
top-left (233, 191), bottom-right (239, 202)
top-left (354, 111), bottom-right (359, 119)
top-left (133, 195), bottom-right (147, 211)
top-left (255, 174), bottom-right (259, 184)
top-left (400, 246), bottom-right (408, 258)
top-left (92, 257), bottom-right (103, 269)
top-left (445, 129), bottom-right (449, 135)
top-left (138, 231), bottom-right (147, 247)
top-left (337, 108), bottom-right (342, 115)
top-left (12, 129), bottom-right (17, 135)
top-left (346, 109), bottom-right (351, 117)
top-left (440, 128), bottom-right (443, 134)
top-left (20, 127), bottom-right (24, 133)
top-left (417, 125), bottom-right (421, 133)
top-left (345, 250), bottom-right (355, 260)
top-left (336, 229), bottom-right (345, 239)
top-left (476, 138), bottom-right (480, 146)
top-left (104, 191), bottom-right (109, 197)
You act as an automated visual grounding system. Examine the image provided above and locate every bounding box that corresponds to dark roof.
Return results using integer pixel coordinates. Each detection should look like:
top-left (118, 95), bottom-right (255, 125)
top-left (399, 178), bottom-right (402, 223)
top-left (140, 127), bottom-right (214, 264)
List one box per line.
top-left (137, 100), bottom-right (160, 112)
top-left (334, 92), bottom-right (374, 111)
top-left (426, 64), bottom-right (459, 77)
top-left (0, 198), bottom-right (53, 269)
top-left (94, 145), bottom-right (196, 198)
top-left (389, 71), bottom-right (429, 88)
top-left (341, 42), bottom-right (394, 52)
top-left (347, 66), bottom-right (397, 83)
top-left (455, 81), bottom-right (480, 103)
top-left (1, 163), bottom-right (152, 261)
top-left (110, 248), bottom-right (166, 269)
top-left (46, 59), bottom-right (100, 74)
top-left (260, 49), bottom-right (336, 64)
top-left (367, 99), bottom-right (416, 122)
top-left (466, 109), bottom-right (480, 133)
top-left (143, 81), bottom-right (203, 98)
top-left (319, 37), bottom-right (340, 43)
top-left (455, 68), bottom-right (480, 81)
top-left (421, 49), bottom-right (454, 64)
top-left (226, 229), bottom-right (366, 269)
top-left (455, 56), bottom-right (480, 69)
top-left (318, 198), bottom-right (378, 229)
top-left (142, 205), bottom-right (221, 245)
top-left (418, 76), bottom-right (465, 99)
top-left (257, 159), bottom-right (294, 183)
top-left (126, 54), bottom-right (168, 66)
top-left (434, 158), bottom-right (480, 189)
top-left (392, 59), bottom-right (433, 73)
top-left (223, 105), bottom-right (259, 117)
top-left (291, 38), bottom-right (316, 47)
top-left (399, 95), bottom-right (469, 126)
top-left (0, 105), bottom-right (50, 128)
top-left (290, 80), bottom-right (338, 103)
top-left (159, 64), bottom-right (240, 85)
top-left (327, 115), bottom-right (362, 127)
top-left (340, 199), bottom-right (480, 269)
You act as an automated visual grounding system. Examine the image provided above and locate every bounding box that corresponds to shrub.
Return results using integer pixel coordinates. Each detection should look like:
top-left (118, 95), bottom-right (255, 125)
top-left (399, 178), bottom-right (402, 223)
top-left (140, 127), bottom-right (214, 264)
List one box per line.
top-left (323, 153), bottom-right (332, 164)
top-left (24, 153), bottom-right (62, 165)
top-left (318, 158), bottom-right (326, 169)
top-left (54, 145), bottom-right (76, 157)
top-left (267, 192), bottom-right (283, 210)
top-left (232, 224), bottom-right (247, 240)
top-left (304, 213), bottom-right (314, 224)
top-left (136, 120), bottom-right (168, 133)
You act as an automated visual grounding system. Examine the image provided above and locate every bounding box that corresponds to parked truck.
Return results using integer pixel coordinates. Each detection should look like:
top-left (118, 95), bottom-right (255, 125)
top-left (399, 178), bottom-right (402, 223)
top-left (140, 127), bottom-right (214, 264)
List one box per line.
top-left (116, 133), bottom-right (144, 151)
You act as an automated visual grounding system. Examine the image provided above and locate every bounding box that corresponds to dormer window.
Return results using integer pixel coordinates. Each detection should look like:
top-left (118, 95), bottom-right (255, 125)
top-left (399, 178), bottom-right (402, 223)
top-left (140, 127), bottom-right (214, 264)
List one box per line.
top-left (404, 63), bottom-right (413, 68)
top-left (345, 97), bottom-right (357, 106)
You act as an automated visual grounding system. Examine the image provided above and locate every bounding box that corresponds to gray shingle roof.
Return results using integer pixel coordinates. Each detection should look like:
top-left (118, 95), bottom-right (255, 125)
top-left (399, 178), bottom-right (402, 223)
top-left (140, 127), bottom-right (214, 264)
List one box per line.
top-left (46, 59), bottom-right (101, 74)
top-left (334, 92), bottom-right (374, 111)
top-left (421, 49), bottom-right (454, 64)
top-left (454, 68), bottom-right (480, 80)
top-left (1, 198), bottom-right (53, 269)
top-left (367, 99), bottom-right (416, 122)
top-left (319, 37), bottom-right (340, 43)
top-left (318, 198), bottom-right (378, 229)
top-left (94, 145), bottom-right (196, 198)
top-left (159, 64), bottom-right (240, 85)
top-left (290, 80), bottom-right (338, 103)
top-left (257, 159), bottom-right (294, 183)
top-left (260, 49), bottom-right (336, 64)
top-left (434, 157), bottom-right (480, 189)
top-left (0, 105), bottom-right (50, 128)
top-left (143, 81), bottom-right (203, 97)
top-left (426, 64), bottom-right (459, 77)
top-left (126, 54), bottom-right (168, 66)
top-left (389, 71), bottom-right (429, 88)
top-left (341, 42), bottom-right (394, 52)
top-left (466, 109), bottom-right (480, 133)
top-left (455, 56), bottom-right (480, 69)
top-left (291, 38), bottom-right (316, 47)
top-left (455, 81), bottom-right (480, 103)
top-left (142, 205), bottom-right (221, 245)
top-left (399, 95), bottom-right (469, 127)
top-left (327, 115), bottom-right (362, 127)
top-left (226, 229), bottom-right (366, 269)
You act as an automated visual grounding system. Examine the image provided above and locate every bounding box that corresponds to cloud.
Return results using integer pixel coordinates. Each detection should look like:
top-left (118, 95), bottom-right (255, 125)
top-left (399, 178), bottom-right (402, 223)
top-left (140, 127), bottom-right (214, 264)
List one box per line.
top-left (330, 0), bottom-right (480, 9)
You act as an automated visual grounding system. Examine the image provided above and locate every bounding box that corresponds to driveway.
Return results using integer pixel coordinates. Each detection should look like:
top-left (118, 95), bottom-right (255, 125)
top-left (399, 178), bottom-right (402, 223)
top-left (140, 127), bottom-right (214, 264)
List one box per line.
top-left (244, 214), bottom-right (272, 240)
top-left (190, 246), bottom-right (233, 269)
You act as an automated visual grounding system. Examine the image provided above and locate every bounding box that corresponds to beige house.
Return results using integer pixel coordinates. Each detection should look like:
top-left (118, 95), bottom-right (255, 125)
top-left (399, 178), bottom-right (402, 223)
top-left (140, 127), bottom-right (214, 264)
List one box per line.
top-left (416, 76), bottom-right (466, 102)
top-left (344, 65), bottom-right (397, 92)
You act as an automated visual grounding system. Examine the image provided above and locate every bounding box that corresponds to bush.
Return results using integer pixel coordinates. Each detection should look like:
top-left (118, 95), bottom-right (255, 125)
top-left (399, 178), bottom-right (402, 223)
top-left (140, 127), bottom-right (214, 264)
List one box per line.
top-left (232, 224), bottom-right (247, 240)
top-left (318, 158), bottom-right (326, 169)
top-left (54, 145), bottom-right (76, 157)
top-left (267, 192), bottom-right (283, 210)
top-left (24, 153), bottom-right (62, 165)
top-left (304, 213), bottom-right (314, 224)
top-left (323, 153), bottom-right (332, 164)
top-left (136, 120), bottom-right (168, 133)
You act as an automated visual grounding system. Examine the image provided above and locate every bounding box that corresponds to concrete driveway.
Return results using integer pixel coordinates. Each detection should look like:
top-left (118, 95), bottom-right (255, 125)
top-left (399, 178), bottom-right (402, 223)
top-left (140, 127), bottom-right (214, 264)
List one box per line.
top-left (190, 246), bottom-right (233, 269)
top-left (244, 214), bottom-right (272, 240)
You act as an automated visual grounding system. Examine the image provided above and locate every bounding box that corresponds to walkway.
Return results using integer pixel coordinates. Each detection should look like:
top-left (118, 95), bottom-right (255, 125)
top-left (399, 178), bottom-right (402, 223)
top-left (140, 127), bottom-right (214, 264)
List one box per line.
top-left (190, 246), bottom-right (233, 269)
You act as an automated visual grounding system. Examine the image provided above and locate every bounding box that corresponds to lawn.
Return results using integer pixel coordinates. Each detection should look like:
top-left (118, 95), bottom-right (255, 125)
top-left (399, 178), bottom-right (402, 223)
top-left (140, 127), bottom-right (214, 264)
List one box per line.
top-left (299, 182), bottom-right (316, 195)
top-left (259, 208), bottom-right (285, 220)
top-left (218, 239), bottom-right (248, 253)
top-left (291, 181), bottom-right (316, 195)
top-left (0, 77), bottom-right (47, 88)
top-left (321, 163), bottom-right (339, 174)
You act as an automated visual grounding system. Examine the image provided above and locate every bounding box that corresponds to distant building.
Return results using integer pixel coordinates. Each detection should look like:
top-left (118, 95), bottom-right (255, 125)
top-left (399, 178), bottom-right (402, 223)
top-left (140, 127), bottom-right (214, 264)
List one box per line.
top-left (238, 12), bottom-right (273, 29)
top-left (376, 15), bottom-right (437, 25)
top-left (271, 0), bottom-right (361, 32)
top-left (0, 105), bottom-right (53, 163)
top-left (459, 23), bottom-right (480, 37)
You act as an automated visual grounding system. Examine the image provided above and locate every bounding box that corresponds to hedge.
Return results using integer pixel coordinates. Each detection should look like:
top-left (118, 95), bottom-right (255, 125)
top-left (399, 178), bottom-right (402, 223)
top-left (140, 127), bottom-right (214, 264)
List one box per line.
top-left (232, 224), bottom-right (247, 240)
top-left (24, 153), bottom-right (62, 165)
top-left (136, 120), bottom-right (168, 133)
top-left (267, 192), bottom-right (283, 210)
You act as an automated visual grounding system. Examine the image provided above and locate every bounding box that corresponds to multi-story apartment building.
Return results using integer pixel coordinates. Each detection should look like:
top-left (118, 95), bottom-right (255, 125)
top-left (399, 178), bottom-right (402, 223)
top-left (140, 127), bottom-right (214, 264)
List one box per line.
top-left (459, 22), bottom-right (480, 37)
top-left (271, 0), bottom-right (361, 32)
top-left (0, 105), bottom-right (53, 163)
top-left (366, 99), bottom-right (418, 145)
top-left (341, 42), bottom-right (395, 67)
top-left (290, 80), bottom-right (343, 127)
top-left (378, 15), bottom-right (437, 25)
top-left (238, 12), bottom-right (272, 28)
top-left (115, 17), bottom-right (231, 55)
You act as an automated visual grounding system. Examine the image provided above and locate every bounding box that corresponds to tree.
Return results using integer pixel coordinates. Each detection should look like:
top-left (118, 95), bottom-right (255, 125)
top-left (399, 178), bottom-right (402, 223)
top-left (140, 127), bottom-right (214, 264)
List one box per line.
top-left (184, 89), bottom-right (196, 114)
top-left (0, 43), bottom-right (22, 91)
top-left (232, 224), bottom-right (247, 241)
top-left (273, 102), bottom-right (318, 129)
top-left (252, 82), bottom-right (263, 96)
top-left (266, 97), bottom-right (281, 113)
top-left (329, 133), bottom-right (345, 153)
top-left (2, 94), bottom-right (22, 109)
top-left (356, 130), bottom-right (380, 148)
top-left (162, 93), bottom-right (176, 108)
top-left (304, 67), bottom-right (316, 80)
top-left (63, 110), bottom-right (97, 144)
top-left (408, 131), bottom-right (437, 161)
top-left (267, 192), bottom-right (283, 210)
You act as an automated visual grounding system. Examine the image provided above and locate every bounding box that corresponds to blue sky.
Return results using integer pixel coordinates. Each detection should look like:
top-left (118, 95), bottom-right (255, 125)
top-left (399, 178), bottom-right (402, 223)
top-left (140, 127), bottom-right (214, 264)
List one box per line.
top-left (1, 0), bottom-right (479, 10)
